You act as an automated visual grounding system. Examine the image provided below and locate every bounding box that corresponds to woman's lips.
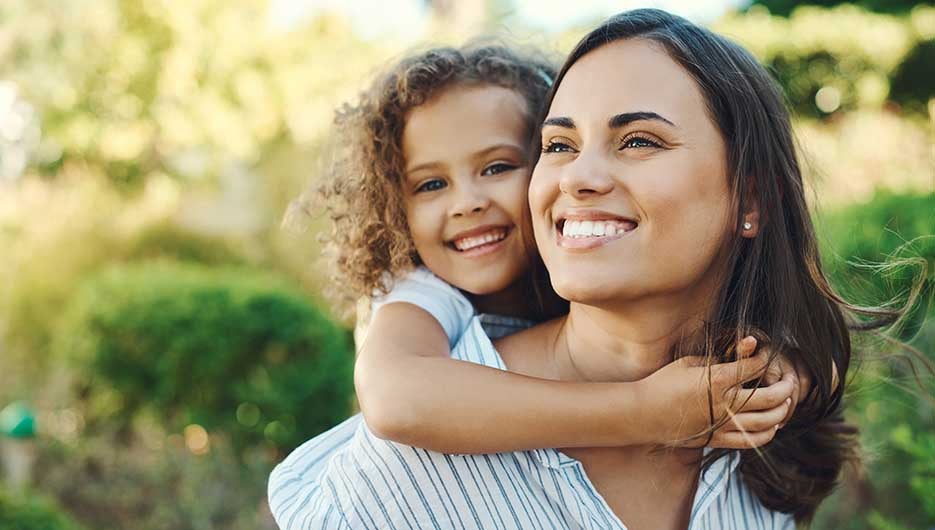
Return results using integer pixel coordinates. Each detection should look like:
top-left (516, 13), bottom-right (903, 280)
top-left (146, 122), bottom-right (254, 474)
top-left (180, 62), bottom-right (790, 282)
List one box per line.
top-left (555, 218), bottom-right (638, 250)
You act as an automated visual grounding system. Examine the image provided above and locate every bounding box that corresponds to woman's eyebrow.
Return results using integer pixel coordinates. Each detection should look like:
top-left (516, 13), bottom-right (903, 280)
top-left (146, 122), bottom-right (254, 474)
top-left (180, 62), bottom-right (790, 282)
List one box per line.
top-left (541, 117), bottom-right (575, 130)
top-left (609, 111), bottom-right (676, 128)
top-left (542, 112), bottom-right (676, 131)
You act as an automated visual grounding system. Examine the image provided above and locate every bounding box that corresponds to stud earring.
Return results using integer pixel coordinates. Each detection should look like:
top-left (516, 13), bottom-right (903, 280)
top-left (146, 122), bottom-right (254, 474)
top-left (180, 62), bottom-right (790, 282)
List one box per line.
top-left (743, 222), bottom-right (752, 230)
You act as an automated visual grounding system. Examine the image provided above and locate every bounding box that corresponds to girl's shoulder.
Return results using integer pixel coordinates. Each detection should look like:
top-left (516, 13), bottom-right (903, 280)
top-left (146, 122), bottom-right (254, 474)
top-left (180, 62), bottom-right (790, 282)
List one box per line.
top-left (371, 266), bottom-right (475, 347)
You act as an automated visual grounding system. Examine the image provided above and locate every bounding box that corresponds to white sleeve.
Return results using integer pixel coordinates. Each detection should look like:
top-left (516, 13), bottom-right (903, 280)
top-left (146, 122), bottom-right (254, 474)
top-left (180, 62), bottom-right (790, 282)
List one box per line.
top-left (371, 267), bottom-right (474, 347)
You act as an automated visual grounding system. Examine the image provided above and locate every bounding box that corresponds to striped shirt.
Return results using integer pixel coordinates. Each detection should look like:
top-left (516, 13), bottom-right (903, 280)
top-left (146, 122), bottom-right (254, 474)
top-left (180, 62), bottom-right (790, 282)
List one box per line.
top-left (269, 315), bottom-right (796, 530)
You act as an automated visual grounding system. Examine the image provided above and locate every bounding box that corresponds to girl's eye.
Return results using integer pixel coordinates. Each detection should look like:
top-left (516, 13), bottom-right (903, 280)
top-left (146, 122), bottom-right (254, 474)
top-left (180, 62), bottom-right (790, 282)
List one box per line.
top-left (542, 140), bottom-right (574, 154)
top-left (621, 135), bottom-right (662, 149)
top-left (481, 162), bottom-right (517, 176)
top-left (415, 179), bottom-right (446, 193)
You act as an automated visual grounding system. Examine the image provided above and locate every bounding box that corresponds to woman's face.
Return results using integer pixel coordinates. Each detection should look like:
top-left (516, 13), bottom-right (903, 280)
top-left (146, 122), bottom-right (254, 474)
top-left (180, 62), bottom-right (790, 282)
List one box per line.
top-left (529, 38), bottom-right (734, 308)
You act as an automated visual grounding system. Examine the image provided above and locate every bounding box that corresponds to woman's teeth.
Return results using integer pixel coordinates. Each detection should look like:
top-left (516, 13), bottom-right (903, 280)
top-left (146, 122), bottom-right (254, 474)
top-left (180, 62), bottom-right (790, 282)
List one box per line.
top-left (562, 219), bottom-right (636, 238)
top-left (453, 229), bottom-right (507, 251)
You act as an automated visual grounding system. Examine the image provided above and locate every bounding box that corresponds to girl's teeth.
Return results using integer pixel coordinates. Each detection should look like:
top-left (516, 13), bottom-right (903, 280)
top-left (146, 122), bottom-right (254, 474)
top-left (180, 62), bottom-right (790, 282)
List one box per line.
top-left (454, 230), bottom-right (506, 251)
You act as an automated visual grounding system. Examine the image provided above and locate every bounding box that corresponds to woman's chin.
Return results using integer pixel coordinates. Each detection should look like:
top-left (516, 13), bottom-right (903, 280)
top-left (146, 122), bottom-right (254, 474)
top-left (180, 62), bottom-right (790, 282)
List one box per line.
top-left (552, 279), bottom-right (626, 306)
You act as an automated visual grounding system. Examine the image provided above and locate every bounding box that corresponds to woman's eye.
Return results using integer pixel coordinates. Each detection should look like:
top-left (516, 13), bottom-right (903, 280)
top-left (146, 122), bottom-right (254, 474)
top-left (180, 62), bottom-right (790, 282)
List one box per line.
top-left (415, 179), bottom-right (446, 193)
top-left (621, 136), bottom-right (661, 149)
top-left (542, 140), bottom-right (574, 154)
top-left (481, 163), bottom-right (517, 176)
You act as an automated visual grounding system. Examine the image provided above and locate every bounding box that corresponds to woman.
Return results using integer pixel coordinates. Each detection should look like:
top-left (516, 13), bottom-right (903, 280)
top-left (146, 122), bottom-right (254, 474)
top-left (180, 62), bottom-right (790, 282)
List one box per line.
top-left (282, 9), bottom-right (871, 529)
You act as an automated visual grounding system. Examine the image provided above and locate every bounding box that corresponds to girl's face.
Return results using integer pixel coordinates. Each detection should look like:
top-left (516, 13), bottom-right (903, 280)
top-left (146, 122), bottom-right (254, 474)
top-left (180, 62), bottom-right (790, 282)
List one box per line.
top-left (402, 84), bottom-right (532, 295)
top-left (529, 38), bottom-right (734, 309)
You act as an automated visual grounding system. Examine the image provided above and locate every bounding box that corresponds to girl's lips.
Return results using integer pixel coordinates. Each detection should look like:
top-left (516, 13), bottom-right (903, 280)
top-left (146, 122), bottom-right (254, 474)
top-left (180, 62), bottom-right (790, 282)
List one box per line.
top-left (454, 234), bottom-right (509, 258)
top-left (447, 226), bottom-right (513, 258)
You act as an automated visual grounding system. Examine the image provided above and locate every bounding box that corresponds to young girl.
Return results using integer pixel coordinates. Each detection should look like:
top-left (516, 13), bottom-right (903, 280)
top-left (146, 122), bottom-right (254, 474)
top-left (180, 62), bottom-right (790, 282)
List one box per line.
top-left (269, 42), bottom-right (809, 527)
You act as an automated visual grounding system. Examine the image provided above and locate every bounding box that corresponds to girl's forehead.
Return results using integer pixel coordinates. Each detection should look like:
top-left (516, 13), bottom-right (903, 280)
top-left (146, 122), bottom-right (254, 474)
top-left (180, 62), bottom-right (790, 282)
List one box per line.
top-left (403, 85), bottom-right (530, 168)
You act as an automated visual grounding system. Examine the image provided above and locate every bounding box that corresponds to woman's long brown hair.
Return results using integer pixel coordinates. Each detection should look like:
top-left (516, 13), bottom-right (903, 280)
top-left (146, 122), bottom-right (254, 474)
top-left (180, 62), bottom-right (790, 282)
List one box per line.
top-left (534, 9), bottom-right (917, 524)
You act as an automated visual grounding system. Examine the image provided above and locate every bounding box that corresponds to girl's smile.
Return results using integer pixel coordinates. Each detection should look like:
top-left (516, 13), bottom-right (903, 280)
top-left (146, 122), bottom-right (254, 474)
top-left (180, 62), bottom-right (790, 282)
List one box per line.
top-left (447, 224), bottom-right (514, 257)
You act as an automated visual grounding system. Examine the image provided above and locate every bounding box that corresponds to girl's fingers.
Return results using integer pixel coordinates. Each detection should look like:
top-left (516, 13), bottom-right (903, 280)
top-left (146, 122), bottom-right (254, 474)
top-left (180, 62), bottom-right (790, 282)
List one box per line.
top-left (762, 360), bottom-right (783, 386)
top-left (725, 398), bottom-right (791, 432)
top-left (708, 427), bottom-right (779, 449)
top-left (782, 370), bottom-right (798, 425)
top-left (734, 377), bottom-right (794, 411)
top-left (712, 351), bottom-right (769, 388)
top-left (736, 336), bottom-right (757, 359)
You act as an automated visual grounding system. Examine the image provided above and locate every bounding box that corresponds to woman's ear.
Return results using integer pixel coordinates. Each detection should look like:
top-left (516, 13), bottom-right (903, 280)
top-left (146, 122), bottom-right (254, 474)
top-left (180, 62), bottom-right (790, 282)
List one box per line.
top-left (741, 188), bottom-right (760, 238)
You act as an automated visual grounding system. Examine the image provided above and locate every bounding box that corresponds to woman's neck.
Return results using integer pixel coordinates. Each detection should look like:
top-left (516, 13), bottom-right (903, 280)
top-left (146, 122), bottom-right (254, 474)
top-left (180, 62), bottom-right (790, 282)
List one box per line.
top-left (553, 296), bottom-right (710, 383)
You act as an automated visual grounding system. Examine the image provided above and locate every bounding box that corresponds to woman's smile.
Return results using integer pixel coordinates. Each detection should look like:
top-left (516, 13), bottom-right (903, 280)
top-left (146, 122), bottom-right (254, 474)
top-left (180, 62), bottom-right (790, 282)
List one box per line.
top-left (554, 210), bottom-right (639, 250)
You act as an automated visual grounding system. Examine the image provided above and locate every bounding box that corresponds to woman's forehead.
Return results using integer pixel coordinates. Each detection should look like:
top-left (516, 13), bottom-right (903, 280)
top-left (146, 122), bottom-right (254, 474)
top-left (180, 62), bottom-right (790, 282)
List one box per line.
top-left (547, 39), bottom-right (707, 129)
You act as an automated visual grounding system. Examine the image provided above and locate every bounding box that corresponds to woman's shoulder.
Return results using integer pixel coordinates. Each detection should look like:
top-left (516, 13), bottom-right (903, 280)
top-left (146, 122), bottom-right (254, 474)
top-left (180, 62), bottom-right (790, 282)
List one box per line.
top-left (449, 316), bottom-right (508, 369)
top-left (269, 415), bottom-right (435, 529)
top-left (493, 317), bottom-right (565, 379)
top-left (695, 451), bottom-right (796, 530)
top-left (311, 417), bottom-right (489, 529)
top-left (268, 415), bottom-right (364, 530)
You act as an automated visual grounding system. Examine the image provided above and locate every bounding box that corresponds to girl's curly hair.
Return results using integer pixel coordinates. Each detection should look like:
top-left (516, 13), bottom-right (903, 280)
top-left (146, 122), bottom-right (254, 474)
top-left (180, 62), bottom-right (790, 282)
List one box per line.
top-left (306, 42), bottom-right (556, 310)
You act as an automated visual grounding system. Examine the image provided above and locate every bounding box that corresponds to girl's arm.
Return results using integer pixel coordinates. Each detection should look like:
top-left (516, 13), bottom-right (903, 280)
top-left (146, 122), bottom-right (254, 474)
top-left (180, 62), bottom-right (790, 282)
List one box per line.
top-left (355, 302), bottom-right (644, 452)
top-left (355, 303), bottom-right (794, 453)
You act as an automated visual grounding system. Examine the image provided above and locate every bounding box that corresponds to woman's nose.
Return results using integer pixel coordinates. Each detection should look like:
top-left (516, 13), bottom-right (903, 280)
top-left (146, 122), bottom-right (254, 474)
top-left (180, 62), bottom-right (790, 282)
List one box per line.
top-left (559, 152), bottom-right (615, 198)
top-left (450, 181), bottom-right (490, 217)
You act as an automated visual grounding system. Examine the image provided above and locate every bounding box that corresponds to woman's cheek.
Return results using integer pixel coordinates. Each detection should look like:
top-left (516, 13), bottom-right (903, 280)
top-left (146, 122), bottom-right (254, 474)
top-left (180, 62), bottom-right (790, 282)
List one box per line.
top-left (527, 168), bottom-right (556, 217)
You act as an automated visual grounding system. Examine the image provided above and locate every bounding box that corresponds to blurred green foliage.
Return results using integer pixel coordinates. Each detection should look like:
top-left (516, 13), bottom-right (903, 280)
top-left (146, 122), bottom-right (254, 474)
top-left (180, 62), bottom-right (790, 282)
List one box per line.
top-left (889, 38), bottom-right (935, 115)
top-left (0, 177), bottom-right (264, 404)
top-left (752, 0), bottom-right (922, 16)
top-left (0, 488), bottom-right (85, 530)
top-left (819, 191), bottom-right (935, 337)
top-left (0, 0), bottom-right (395, 189)
top-left (124, 222), bottom-right (248, 266)
top-left (32, 434), bottom-right (275, 530)
top-left (814, 191), bottom-right (935, 530)
top-left (57, 262), bottom-right (354, 454)
top-left (716, 4), bottom-right (935, 117)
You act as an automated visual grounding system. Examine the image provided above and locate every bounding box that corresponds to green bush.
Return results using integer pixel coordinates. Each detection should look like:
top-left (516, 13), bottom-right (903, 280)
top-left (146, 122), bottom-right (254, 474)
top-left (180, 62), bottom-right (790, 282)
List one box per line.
top-left (0, 488), bottom-right (84, 530)
top-left (818, 190), bottom-right (934, 337)
top-left (32, 434), bottom-right (277, 530)
top-left (123, 222), bottom-right (247, 266)
top-left (751, 0), bottom-right (921, 17)
top-left (889, 38), bottom-right (935, 115)
top-left (56, 261), bottom-right (354, 454)
top-left (715, 5), bottom-right (935, 117)
top-left (813, 190), bottom-right (935, 529)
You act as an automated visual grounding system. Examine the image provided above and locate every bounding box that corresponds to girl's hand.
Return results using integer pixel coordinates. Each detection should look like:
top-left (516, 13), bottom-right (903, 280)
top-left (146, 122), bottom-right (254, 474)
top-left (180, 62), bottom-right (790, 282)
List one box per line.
top-left (639, 336), bottom-right (796, 449)
top-left (762, 346), bottom-right (838, 427)
top-left (762, 350), bottom-right (806, 429)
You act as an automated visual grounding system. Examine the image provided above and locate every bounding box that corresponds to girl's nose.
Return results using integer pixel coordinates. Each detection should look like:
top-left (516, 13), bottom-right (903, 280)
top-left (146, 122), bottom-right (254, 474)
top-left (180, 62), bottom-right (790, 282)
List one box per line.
top-left (450, 182), bottom-right (490, 217)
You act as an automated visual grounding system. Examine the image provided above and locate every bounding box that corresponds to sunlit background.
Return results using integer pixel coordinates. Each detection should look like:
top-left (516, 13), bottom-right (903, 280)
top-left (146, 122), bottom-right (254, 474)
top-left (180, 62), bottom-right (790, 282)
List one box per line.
top-left (0, 1), bottom-right (932, 529)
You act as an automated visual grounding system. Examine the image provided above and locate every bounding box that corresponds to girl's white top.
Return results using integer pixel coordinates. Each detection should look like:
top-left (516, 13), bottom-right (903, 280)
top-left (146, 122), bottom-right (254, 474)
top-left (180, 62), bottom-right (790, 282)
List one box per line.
top-left (268, 267), bottom-right (794, 529)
